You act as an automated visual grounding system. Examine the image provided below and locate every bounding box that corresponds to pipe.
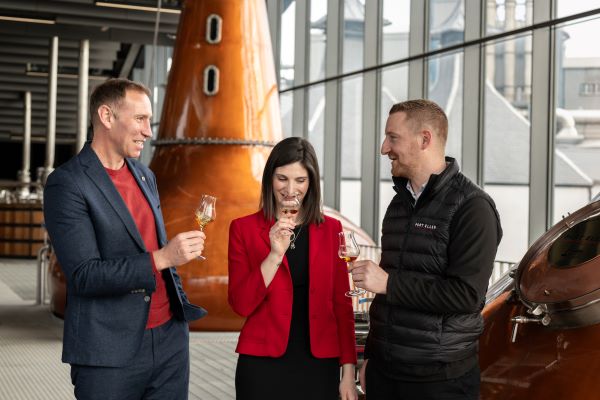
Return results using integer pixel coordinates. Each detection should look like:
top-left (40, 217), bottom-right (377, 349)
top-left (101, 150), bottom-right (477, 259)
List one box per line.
top-left (76, 39), bottom-right (89, 152)
top-left (36, 244), bottom-right (49, 305)
top-left (22, 91), bottom-right (31, 177)
top-left (17, 91), bottom-right (32, 199)
top-left (43, 36), bottom-right (58, 184)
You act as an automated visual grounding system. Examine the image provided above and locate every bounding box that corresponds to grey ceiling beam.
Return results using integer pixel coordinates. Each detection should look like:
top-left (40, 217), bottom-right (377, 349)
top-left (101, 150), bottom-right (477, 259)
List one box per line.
top-left (0, 22), bottom-right (176, 46)
top-left (0, 36), bottom-right (121, 50)
top-left (0, 82), bottom-right (80, 95)
top-left (0, 130), bottom-right (76, 138)
top-left (0, 99), bottom-right (78, 108)
top-left (0, 0), bottom-right (180, 24)
top-left (56, 15), bottom-right (178, 33)
top-left (0, 75), bottom-right (94, 87)
top-left (0, 44), bottom-right (117, 59)
top-left (0, 135), bottom-right (76, 145)
top-left (0, 112), bottom-right (75, 122)
top-left (0, 120), bottom-right (75, 130)
top-left (0, 64), bottom-right (27, 74)
top-left (0, 54), bottom-right (114, 69)
top-left (0, 94), bottom-right (78, 103)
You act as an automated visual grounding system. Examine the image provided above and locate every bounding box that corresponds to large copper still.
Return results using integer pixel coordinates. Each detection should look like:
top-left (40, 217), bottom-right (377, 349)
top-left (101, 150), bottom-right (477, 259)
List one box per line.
top-left (148, 0), bottom-right (281, 331)
top-left (480, 199), bottom-right (600, 399)
top-left (48, 0), bottom-right (281, 331)
top-left (47, 0), bottom-right (378, 331)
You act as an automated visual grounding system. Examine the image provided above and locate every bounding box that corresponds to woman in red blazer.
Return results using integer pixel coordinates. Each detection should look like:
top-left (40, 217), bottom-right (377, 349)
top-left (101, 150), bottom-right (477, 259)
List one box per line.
top-left (228, 137), bottom-right (357, 400)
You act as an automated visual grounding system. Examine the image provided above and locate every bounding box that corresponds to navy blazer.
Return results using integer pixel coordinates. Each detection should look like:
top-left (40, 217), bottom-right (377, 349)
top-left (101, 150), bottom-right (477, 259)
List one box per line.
top-left (43, 143), bottom-right (206, 367)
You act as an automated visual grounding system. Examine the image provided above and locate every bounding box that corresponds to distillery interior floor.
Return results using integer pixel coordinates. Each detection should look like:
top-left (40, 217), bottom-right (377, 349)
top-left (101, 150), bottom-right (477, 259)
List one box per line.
top-left (0, 258), bottom-right (238, 400)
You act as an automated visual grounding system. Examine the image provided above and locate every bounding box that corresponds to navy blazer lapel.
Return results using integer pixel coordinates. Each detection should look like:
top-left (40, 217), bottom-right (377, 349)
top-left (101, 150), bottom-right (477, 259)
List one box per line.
top-left (125, 159), bottom-right (167, 247)
top-left (79, 144), bottom-right (146, 251)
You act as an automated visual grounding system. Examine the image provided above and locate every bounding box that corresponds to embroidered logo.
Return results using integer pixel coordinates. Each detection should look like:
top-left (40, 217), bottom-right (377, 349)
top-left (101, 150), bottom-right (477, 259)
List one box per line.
top-left (414, 222), bottom-right (437, 231)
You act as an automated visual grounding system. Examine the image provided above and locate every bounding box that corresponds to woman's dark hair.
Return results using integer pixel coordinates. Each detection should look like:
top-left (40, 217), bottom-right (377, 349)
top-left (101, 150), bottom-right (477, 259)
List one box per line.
top-left (260, 137), bottom-right (323, 225)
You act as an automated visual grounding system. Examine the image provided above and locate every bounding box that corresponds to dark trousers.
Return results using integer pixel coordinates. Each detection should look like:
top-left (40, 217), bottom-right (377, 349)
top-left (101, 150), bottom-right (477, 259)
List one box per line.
top-left (365, 361), bottom-right (480, 400)
top-left (70, 318), bottom-right (190, 400)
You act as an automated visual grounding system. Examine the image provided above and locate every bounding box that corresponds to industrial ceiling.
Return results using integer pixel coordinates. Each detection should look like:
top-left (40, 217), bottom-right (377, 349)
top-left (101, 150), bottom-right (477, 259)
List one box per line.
top-left (0, 0), bottom-right (182, 147)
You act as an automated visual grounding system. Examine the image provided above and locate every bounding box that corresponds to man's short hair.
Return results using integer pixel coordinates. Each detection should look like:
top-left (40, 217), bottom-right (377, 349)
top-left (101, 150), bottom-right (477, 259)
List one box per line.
top-left (89, 78), bottom-right (151, 126)
top-left (389, 99), bottom-right (448, 144)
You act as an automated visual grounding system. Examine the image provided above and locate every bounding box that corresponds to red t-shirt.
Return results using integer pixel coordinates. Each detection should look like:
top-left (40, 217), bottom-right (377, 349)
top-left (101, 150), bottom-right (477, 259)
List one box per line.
top-left (105, 164), bottom-right (172, 329)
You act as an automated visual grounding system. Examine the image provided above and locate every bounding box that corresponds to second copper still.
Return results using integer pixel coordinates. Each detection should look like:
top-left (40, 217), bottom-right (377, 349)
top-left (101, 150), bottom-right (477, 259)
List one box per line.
top-left (480, 199), bottom-right (600, 399)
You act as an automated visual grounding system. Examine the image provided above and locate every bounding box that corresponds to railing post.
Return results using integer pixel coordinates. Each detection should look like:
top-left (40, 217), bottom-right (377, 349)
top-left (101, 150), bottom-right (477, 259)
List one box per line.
top-left (36, 243), bottom-right (49, 305)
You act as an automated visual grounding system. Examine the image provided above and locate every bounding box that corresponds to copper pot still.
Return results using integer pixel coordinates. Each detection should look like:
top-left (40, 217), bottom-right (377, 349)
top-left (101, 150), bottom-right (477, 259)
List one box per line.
top-left (47, 0), bottom-right (282, 331)
top-left (148, 0), bottom-right (281, 331)
top-left (480, 199), bottom-right (600, 399)
top-left (46, 0), bottom-right (376, 330)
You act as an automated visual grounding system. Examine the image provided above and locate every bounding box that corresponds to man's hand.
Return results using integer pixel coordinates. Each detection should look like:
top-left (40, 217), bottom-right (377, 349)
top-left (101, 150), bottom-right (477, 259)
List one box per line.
top-left (348, 260), bottom-right (388, 294)
top-left (153, 231), bottom-right (206, 271)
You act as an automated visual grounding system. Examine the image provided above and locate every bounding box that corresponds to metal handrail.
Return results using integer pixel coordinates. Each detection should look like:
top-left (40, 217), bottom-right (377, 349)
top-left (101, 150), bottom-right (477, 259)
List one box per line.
top-left (35, 241), bottom-right (50, 305)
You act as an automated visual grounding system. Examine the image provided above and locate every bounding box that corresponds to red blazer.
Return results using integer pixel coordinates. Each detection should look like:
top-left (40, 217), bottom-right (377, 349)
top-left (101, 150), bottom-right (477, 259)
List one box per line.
top-left (228, 211), bottom-right (357, 365)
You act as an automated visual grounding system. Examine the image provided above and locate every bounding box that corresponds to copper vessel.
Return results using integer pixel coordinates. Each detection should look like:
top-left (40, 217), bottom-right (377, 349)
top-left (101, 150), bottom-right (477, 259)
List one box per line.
top-left (480, 200), bottom-right (600, 399)
top-left (46, 0), bottom-right (376, 330)
top-left (148, 0), bottom-right (281, 330)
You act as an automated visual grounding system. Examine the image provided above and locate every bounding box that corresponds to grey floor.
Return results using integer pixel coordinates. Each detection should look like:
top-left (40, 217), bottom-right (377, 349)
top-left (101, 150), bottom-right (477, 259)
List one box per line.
top-left (0, 258), bottom-right (238, 400)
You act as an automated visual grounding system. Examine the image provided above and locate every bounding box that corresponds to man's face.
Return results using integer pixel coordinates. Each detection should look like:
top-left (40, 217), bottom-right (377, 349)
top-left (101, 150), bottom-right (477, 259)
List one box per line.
top-left (106, 90), bottom-right (153, 160)
top-left (380, 112), bottom-right (422, 178)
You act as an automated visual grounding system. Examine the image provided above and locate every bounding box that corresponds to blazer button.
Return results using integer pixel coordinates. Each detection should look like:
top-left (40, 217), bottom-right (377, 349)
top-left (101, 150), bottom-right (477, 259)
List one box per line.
top-left (144, 295), bottom-right (151, 302)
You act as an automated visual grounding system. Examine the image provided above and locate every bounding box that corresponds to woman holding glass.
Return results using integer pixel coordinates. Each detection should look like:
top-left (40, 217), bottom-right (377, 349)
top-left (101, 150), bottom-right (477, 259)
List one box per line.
top-left (228, 137), bottom-right (357, 400)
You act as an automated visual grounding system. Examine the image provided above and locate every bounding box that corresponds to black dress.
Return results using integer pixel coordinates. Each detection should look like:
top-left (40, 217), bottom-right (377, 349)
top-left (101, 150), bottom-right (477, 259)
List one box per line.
top-left (235, 225), bottom-right (339, 400)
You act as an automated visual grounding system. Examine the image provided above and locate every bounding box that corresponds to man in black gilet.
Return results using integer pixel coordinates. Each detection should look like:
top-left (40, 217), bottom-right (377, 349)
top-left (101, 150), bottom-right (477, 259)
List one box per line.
top-left (349, 99), bottom-right (502, 399)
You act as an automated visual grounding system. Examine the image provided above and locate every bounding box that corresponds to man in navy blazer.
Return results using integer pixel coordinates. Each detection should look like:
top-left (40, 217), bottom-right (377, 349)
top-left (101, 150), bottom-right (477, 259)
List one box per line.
top-left (44, 78), bottom-right (207, 399)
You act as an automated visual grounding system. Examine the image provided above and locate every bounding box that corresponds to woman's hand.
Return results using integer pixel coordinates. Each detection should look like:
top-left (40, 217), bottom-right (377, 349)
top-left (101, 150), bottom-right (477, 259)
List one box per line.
top-left (268, 215), bottom-right (296, 257)
top-left (359, 359), bottom-right (367, 394)
top-left (260, 214), bottom-right (296, 287)
top-left (339, 364), bottom-right (358, 400)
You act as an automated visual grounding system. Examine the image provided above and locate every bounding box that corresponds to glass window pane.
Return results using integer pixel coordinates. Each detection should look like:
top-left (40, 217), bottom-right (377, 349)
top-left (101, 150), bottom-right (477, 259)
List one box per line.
top-left (428, 0), bottom-right (464, 51)
top-left (280, 91), bottom-right (293, 138)
top-left (280, 0), bottom-right (296, 89)
top-left (382, 0), bottom-right (411, 63)
top-left (553, 16), bottom-right (600, 222)
top-left (308, 84), bottom-right (325, 171)
top-left (483, 34), bottom-right (532, 263)
top-left (379, 64), bottom-right (409, 244)
top-left (310, 0), bottom-right (327, 81)
top-left (343, 0), bottom-right (365, 73)
top-left (486, 0), bottom-right (533, 36)
top-left (557, 1), bottom-right (600, 18)
top-left (427, 51), bottom-right (463, 166)
top-left (340, 76), bottom-right (363, 226)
